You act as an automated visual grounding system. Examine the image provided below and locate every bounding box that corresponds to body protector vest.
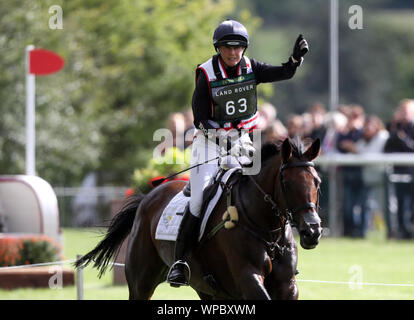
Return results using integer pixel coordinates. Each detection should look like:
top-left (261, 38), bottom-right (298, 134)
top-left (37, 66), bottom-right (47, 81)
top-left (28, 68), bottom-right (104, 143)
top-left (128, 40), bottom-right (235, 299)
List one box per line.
top-left (197, 55), bottom-right (259, 131)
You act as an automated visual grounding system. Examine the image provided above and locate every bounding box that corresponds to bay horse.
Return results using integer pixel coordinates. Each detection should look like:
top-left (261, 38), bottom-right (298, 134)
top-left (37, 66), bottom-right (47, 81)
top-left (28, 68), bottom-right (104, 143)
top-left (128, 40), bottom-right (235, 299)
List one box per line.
top-left (75, 137), bottom-right (322, 300)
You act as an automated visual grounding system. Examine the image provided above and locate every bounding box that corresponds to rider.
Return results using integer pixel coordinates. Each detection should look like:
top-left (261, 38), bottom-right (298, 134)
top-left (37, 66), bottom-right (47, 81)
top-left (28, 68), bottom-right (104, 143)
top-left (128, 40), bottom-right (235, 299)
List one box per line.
top-left (167, 19), bottom-right (309, 287)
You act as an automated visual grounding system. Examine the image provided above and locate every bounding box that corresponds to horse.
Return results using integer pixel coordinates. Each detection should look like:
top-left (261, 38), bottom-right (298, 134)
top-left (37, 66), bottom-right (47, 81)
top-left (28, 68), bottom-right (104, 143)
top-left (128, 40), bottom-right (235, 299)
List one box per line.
top-left (75, 137), bottom-right (323, 300)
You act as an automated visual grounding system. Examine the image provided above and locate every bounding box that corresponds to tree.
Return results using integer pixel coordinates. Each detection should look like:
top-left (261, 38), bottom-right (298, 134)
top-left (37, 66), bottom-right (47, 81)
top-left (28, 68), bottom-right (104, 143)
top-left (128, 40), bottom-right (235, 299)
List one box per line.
top-left (0, 0), bottom-right (245, 185)
top-left (243, 0), bottom-right (414, 121)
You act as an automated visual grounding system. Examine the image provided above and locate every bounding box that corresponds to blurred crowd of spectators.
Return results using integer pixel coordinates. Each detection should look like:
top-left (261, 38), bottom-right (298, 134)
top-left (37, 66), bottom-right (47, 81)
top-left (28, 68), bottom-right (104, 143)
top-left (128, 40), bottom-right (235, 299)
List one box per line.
top-left (258, 99), bottom-right (414, 240)
top-left (168, 99), bottom-right (414, 240)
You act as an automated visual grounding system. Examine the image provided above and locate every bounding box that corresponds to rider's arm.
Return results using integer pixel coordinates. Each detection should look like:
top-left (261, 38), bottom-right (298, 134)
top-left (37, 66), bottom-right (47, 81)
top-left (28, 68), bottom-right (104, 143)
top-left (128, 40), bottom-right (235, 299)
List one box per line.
top-left (192, 71), bottom-right (221, 134)
top-left (250, 57), bottom-right (300, 85)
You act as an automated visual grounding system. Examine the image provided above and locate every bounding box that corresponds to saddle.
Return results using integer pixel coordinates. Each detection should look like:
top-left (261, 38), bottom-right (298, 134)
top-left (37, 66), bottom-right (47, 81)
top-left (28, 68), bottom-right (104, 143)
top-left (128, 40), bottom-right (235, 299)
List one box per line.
top-left (182, 168), bottom-right (241, 217)
top-left (155, 168), bottom-right (242, 242)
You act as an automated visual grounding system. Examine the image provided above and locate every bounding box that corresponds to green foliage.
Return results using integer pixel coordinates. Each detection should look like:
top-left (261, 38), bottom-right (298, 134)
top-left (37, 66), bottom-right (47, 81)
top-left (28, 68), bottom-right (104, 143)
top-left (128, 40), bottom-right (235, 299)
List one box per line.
top-left (243, 1), bottom-right (414, 121)
top-left (3, 0), bottom-right (414, 186)
top-left (17, 237), bottom-right (62, 265)
top-left (133, 147), bottom-right (191, 193)
top-left (0, 235), bottom-right (62, 267)
top-left (0, 0), bottom-right (235, 185)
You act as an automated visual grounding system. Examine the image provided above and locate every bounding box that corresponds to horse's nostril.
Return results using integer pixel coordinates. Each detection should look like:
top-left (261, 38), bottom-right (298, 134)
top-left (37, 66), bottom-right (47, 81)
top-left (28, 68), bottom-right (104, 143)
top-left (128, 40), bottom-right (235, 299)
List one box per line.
top-left (300, 229), bottom-right (312, 238)
top-left (301, 226), bottom-right (322, 240)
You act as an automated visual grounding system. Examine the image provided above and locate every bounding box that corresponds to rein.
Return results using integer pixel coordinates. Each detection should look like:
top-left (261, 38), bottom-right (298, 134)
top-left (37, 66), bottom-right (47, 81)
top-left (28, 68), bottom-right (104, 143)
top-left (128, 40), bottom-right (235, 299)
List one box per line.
top-left (204, 155), bottom-right (320, 260)
top-left (236, 160), bottom-right (318, 260)
top-left (248, 160), bottom-right (316, 221)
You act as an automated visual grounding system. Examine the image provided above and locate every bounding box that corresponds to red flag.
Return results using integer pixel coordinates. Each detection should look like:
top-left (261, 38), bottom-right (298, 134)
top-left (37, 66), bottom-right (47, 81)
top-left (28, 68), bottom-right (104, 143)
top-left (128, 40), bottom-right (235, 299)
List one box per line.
top-left (29, 49), bottom-right (64, 75)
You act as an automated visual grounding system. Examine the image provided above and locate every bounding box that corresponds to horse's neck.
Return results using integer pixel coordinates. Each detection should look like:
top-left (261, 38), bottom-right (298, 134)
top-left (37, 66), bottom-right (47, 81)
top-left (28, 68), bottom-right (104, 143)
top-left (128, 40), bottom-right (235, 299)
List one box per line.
top-left (255, 155), bottom-right (280, 199)
top-left (240, 155), bottom-right (282, 227)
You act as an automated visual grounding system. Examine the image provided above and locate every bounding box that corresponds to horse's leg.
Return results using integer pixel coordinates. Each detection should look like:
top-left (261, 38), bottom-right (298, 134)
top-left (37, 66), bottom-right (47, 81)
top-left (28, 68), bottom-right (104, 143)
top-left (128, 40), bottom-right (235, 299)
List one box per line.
top-left (127, 256), bottom-right (167, 300)
top-left (196, 290), bottom-right (214, 300)
top-left (209, 221), bottom-right (271, 299)
top-left (237, 271), bottom-right (271, 300)
top-left (264, 224), bottom-right (299, 300)
top-left (265, 277), bottom-right (299, 300)
top-left (125, 207), bottom-right (168, 300)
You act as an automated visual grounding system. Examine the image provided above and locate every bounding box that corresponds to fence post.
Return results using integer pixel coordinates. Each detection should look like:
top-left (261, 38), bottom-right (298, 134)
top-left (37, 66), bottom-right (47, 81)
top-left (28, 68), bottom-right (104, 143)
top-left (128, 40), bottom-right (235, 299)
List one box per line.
top-left (76, 254), bottom-right (84, 300)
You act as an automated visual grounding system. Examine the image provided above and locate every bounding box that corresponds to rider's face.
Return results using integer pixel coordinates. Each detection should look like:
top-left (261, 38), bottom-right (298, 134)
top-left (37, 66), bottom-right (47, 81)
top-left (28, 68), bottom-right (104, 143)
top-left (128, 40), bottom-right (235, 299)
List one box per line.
top-left (218, 45), bottom-right (244, 68)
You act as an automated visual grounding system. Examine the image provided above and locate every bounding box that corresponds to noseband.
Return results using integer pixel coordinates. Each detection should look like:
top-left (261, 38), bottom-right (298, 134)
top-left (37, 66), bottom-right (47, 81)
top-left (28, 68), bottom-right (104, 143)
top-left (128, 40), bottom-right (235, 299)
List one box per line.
top-left (237, 159), bottom-right (320, 260)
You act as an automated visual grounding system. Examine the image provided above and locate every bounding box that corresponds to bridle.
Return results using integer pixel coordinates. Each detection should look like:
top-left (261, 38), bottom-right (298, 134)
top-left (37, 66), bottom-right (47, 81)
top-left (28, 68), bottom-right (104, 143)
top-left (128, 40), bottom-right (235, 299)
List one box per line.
top-left (279, 160), bottom-right (320, 226)
top-left (247, 160), bottom-right (319, 221)
top-left (237, 159), bottom-right (321, 259)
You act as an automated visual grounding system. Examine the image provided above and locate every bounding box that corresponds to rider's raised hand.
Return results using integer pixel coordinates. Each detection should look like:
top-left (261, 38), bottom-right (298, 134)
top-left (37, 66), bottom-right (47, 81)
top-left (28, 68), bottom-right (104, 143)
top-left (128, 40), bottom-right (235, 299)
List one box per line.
top-left (292, 34), bottom-right (309, 63)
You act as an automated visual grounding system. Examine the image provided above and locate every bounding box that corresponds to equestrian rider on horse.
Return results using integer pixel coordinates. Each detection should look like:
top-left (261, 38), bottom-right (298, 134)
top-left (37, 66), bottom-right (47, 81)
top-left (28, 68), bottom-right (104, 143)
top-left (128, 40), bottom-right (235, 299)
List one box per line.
top-left (167, 19), bottom-right (309, 287)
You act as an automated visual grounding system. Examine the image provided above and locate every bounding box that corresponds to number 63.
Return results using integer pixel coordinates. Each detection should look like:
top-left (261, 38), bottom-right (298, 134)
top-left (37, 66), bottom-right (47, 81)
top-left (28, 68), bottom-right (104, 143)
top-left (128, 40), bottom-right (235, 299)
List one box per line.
top-left (226, 98), bottom-right (247, 115)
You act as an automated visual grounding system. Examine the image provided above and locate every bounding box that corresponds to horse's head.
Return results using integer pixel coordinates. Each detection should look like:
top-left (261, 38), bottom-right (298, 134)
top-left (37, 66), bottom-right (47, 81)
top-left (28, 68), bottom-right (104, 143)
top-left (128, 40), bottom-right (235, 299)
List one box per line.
top-left (279, 137), bottom-right (322, 250)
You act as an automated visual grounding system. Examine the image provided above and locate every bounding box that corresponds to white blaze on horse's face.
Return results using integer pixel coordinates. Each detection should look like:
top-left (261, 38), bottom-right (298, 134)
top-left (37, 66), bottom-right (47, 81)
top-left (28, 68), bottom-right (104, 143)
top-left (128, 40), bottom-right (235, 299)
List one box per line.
top-left (298, 209), bottom-right (322, 250)
top-left (296, 165), bottom-right (322, 250)
top-left (280, 138), bottom-right (323, 250)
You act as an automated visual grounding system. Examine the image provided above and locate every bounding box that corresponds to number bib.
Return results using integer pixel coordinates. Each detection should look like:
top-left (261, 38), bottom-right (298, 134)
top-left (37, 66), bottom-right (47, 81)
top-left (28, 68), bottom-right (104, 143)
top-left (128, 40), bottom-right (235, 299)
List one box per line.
top-left (210, 73), bottom-right (257, 123)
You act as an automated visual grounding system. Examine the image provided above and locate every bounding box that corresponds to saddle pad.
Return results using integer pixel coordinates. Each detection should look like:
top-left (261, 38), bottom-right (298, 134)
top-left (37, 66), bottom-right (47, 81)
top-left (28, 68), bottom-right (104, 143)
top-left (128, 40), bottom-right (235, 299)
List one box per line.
top-left (155, 168), bottom-right (240, 242)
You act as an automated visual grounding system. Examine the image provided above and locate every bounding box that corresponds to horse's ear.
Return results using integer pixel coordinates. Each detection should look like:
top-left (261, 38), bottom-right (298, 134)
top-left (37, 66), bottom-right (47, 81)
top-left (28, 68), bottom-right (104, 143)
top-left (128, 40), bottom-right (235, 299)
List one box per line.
top-left (281, 138), bottom-right (292, 163)
top-left (304, 138), bottom-right (321, 161)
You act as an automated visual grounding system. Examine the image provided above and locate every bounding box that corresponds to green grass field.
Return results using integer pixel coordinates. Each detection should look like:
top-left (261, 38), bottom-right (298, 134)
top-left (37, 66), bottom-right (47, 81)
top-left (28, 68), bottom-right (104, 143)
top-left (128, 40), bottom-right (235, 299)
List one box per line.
top-left (0, 228), bottom-right (413, 300)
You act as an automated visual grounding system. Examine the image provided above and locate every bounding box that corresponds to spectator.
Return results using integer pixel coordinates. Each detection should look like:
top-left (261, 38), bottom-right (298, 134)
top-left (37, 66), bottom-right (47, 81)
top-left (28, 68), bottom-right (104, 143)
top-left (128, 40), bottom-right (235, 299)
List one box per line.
top-left (321, 111), bottom-right (348, 154)
top-left (73, 173), bottom-right (99, 227)
top-left (257, 103), bottom-right (277, 131)
top-left (336, 104), bottom-right (365, 237)
top-left (301, 112), bottom-right (314, 138)
top-left (352, 116), bottom-right (389, 237)
top-left (263, 119), bottom-right (288, 144)
top-left (286, 114), bottom-right (304, 138)
top-left (338, 104), bottom-right (352, 119)
top-left (308, 102), bottom-right (327, 142)
top-left (384, 99), bottom-right (414, 239)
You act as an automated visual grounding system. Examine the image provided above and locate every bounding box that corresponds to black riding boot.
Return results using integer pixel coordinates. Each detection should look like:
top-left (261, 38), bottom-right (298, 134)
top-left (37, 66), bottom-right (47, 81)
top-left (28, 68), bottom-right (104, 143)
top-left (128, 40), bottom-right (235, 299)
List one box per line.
top-left (167, 205), bottom-right (199, 287)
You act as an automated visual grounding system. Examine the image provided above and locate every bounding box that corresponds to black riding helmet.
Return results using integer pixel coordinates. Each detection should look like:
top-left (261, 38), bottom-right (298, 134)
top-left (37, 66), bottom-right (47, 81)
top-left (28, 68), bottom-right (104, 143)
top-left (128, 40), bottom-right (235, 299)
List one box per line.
top-left (213, 19), bottom-right (249, 50)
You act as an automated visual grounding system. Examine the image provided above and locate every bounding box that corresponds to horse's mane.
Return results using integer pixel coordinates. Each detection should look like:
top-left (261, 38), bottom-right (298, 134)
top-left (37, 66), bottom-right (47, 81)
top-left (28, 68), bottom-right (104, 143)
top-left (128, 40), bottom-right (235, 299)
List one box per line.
top-left (261, 136), bottom-right (313, 163)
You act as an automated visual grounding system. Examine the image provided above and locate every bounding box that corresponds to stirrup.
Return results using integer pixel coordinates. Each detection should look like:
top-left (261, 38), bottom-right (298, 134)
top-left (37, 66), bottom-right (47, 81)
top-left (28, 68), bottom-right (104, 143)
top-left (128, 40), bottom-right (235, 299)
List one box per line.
top-left (167, 260), bottom-right (191, 287)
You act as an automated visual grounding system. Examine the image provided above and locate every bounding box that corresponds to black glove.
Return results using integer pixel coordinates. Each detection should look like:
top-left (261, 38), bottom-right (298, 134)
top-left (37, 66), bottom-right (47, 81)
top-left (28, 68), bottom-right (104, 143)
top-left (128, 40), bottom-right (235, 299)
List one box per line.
top-left (292, 34), bottom-right (309, 61)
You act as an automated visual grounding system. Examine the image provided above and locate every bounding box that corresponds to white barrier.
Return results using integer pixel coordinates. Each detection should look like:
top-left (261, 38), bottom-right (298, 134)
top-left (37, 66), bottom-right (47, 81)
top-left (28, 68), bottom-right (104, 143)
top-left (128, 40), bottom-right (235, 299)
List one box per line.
top-left (316, 153), bottom-right (414, 166)
top-left (314, 153), bottom-right (414, 236)
top-left (1, 258), bottom-right (414, 300)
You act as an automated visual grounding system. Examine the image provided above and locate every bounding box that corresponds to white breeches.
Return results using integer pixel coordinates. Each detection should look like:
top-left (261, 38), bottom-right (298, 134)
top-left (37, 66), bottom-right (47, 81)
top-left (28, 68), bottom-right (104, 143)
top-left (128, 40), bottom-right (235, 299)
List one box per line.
top-left (189, 133), bottom-right (220, 217)
top-left (189, 130), bottom-right (253, 217)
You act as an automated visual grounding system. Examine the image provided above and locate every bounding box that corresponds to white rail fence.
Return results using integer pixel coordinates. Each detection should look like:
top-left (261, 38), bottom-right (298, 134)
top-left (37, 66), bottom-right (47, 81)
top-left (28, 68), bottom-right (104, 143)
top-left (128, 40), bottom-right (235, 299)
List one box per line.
top-left (314, 153), bottom-right (414, 236)
top-left (0, 257), bottom-right (414, 299)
